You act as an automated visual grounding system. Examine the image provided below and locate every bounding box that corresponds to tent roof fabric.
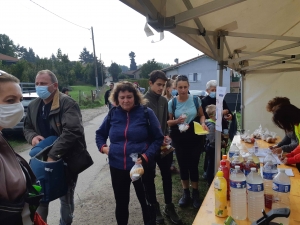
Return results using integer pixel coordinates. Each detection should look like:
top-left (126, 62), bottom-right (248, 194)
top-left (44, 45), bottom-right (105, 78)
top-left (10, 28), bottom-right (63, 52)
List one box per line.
top-left (0, 53), bottom-right (18, 62)
top-left (120, 0), bottom-right (300, 74)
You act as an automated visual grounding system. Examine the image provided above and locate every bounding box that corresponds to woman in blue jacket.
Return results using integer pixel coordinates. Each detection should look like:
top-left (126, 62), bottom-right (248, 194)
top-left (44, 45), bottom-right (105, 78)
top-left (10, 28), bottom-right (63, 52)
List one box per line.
top-left (96, 81), bottom-right (164, 225)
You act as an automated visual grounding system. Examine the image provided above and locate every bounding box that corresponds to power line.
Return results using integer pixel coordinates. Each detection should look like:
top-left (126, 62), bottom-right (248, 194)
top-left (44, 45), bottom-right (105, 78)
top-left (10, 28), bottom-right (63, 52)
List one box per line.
top-left (29, 0), bottom-right (90, 30)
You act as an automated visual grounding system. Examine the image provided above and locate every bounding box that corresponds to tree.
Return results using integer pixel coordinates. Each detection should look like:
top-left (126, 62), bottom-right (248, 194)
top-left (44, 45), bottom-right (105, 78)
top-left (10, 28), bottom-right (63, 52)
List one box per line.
top-left (119, 65), bottom-right (129, 72)
top-left (129, 51), bottom-right (137, 70)
top-left (0, 34), bottom-right (15, 57)
top-left (108, 62), bottom-right (122, 82)
top-left (140, 59), bottom-right (163, 78)
top-left (158, 62), bottom-right (171, 69)
top-left (23, 47), bottom-right (37, 63)
top-left (79, 47), bottom-right (94, 64)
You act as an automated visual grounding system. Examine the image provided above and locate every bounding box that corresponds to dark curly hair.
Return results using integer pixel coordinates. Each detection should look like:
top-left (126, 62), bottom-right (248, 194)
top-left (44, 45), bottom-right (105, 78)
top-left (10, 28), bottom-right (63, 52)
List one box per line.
top-left (272, 104), bottom-right (300, 131)
top-left (266, 97), bottom-right (290, 112)
top-left (109, 81), bottom-right (147, 106)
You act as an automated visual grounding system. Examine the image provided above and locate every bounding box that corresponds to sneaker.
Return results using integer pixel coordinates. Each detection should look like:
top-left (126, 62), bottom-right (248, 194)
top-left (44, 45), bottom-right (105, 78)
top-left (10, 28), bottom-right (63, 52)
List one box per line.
top-left (163, 203), bottom-right (182, 224)
top-left (178, 189), bottom-right (191, 207)
top-left (154, 202), bottom-right (164, 224)
top-left (192, 189), bottom-right (201, 209)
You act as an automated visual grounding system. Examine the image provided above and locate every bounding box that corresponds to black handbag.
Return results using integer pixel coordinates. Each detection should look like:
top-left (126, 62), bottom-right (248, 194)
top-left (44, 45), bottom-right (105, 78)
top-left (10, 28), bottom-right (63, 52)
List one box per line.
top-left (64, 149), bottom-right (94, 175)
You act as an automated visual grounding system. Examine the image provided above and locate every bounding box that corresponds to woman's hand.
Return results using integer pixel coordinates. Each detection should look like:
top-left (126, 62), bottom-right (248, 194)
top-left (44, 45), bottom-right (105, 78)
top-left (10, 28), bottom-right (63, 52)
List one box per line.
top-left (269, 145), bottom-right (277, 150)
top-left (136, 157), bottom-right (143, 164)
top-left (224, 114), bottom-right (232, 121)
top-left (271, 147), bottom-right (282, 155)
top-left (281, 157), bottom-right (288, 164)
top-left (201, 123), bottom-right (209, 131)
top-left (176, 116), bottom-right (186, 124)
top-left (102, 147), bottom-right (109, 155)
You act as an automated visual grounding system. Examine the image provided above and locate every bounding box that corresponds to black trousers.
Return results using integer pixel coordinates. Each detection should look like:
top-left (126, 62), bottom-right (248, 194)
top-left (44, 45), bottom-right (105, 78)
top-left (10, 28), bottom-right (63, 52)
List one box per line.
top-left (146, 152), bottom-right (173, 205)
top-left (170, 122), bottom-right (203, 182)
top-left (110, 166), bottom-right (155, 225)
top-left (205, 145), bottom-right (216, 185)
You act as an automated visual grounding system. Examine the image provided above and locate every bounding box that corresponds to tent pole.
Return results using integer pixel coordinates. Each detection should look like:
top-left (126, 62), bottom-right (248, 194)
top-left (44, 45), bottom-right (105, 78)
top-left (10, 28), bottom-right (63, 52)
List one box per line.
top-left (215, 35), bottom-right (224, 175)
top-left (240, 73), bottom-right (245, 132)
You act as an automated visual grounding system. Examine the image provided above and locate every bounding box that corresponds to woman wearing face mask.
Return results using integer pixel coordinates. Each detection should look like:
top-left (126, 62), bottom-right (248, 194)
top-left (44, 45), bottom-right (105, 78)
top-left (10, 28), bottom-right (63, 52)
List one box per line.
top-left (201, 80), bottom-right (232, 179)
top-left (0, 70), bottom-right (44, 224)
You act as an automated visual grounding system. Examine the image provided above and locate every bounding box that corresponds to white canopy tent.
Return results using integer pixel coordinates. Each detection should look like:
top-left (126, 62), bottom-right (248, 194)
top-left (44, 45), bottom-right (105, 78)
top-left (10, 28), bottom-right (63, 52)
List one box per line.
top-left (119, 0), bottom-right (300, 173)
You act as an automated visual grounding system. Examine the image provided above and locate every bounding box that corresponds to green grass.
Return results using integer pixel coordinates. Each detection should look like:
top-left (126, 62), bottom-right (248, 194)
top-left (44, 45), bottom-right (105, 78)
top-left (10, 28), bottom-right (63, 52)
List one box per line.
top-left (7, 136), bottom-right (26, 149)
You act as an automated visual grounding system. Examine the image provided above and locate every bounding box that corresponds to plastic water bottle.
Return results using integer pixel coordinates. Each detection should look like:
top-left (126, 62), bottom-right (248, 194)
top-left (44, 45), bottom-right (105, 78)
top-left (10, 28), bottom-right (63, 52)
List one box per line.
top-left (228, 143), bottom-right (239, 161)
top-left (230, 156), bottom-right (244, 174)
top-left (272, 168), bottom-right (290, 225)
top-left (246, 168), bottom-right (265, 222)
top-left (253, 140), bottom-right (259, 154)
top-left (244, 156), bottom-right (257, 176)
top-left (219, 161), bottom-right (230, 200)
top-left (263, 152), bottom-right (278, 167)
top-left (262, 160), bottom-right (278, 209)
top-left (230, 165), bottom-right (247, 220)
top-left (233, 150), bottom-right (244, 163)
top-left (214, 171), bottom-right (228, 217)
top-left (248, 148), bottom-right (261, 173)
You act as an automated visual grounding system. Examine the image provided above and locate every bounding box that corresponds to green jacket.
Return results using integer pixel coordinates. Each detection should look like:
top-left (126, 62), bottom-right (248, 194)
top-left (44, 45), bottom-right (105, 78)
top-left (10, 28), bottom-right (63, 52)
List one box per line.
top-left (24, 90), bottom-right (87, 161)
top-left (144, 89), bottom-right (169, 136)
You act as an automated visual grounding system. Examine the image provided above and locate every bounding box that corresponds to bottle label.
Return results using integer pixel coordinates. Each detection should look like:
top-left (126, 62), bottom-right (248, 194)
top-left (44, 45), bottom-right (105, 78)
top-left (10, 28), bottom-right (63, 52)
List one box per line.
top-left (214, 179), bottom-right (221, 189)
top-left (230, 180), bottom-right (246, 189)
top-left (229, 152), bottom-right (235, 158)
top-left (247, 183), bottom-right (264, 192)
top-left (273, 182), bottom-right (291, 193)
top-left (263, 172), bottom-right (277, 180)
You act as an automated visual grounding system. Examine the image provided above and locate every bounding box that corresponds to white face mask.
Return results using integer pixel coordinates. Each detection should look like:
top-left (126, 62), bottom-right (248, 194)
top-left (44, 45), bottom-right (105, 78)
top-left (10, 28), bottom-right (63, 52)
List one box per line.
top-left (0, 102), bottom-right (24, 128)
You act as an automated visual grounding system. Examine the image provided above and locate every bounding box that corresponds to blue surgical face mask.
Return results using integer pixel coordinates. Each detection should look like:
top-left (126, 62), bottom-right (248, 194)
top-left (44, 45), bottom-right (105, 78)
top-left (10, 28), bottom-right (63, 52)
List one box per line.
top-left (209, 92), bottom-right (216, 98)
top-left (36, 84), bottom-right (53, 99)
top-left (171, 89), bottom-right (178, 96)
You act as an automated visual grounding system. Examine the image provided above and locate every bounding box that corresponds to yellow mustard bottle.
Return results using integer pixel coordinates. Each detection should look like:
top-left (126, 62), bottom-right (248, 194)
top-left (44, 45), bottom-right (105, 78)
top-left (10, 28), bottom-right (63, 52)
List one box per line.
top-left (214, 171), bottom-right (228, 217)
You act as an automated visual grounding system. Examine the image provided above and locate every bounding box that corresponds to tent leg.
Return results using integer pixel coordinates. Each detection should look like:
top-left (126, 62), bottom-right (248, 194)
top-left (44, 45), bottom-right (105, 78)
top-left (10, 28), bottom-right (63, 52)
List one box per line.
top-left (240, 73), bottom-right (245, 132)
top-left (215, 35), bottom-right (224, 176)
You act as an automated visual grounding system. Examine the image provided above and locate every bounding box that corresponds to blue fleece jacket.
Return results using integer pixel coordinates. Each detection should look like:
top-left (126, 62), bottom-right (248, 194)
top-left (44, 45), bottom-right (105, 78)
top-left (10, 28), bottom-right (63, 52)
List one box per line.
top-left (95, 105), bottom-right (164, 170)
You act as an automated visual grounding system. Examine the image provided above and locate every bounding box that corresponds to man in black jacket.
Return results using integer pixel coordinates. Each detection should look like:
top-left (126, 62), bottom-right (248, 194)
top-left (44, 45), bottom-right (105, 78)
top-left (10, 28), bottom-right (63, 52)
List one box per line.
top-left (104, 82), bottom-right (114, 109)
top-left (24, 70), bottom-right (91, 225)
top-left (144, 70), bottom-right (181, 225)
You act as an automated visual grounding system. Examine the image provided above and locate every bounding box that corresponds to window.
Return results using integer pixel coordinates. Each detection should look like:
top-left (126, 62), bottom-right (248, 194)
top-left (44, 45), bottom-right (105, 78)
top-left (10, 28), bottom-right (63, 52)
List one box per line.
top-left (188, 73), bottom-right (201, 82)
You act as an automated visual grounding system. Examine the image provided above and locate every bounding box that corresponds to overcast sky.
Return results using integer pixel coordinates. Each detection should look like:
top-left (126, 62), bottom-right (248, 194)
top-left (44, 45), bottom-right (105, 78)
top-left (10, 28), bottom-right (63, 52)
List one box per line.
top-left (2, 0), bottom-right (202, 67)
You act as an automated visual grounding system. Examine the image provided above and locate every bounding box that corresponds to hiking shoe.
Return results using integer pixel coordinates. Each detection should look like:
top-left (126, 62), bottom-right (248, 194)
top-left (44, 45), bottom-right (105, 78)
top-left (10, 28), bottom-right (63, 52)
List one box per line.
top-left (163, 203), bottom-right (182, 224)
top-left (154, 202), bottom-right (164, 224)
top-left (192, 189), bottom-right (201, 209)
top-left (178, 189), bottom-right (191, 207)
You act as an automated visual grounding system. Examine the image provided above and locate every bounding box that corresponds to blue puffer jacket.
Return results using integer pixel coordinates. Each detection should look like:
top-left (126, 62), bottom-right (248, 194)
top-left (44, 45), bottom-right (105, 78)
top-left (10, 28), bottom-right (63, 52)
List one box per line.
top-left (95, 105), bottom-right (164, 170)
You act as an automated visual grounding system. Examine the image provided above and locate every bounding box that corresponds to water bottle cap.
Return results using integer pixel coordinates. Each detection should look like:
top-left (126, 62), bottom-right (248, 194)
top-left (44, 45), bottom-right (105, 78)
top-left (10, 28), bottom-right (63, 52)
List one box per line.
top-left (279, 168), bottom-right (285, 173)
top-left (235, 165), bottom-right (240, 169)
top-left (222, 155), bottom-right (227, 160)
top-left (216, 171), bottom-right (224, 177)
top-left (250, 167), bottom-right (256, 171)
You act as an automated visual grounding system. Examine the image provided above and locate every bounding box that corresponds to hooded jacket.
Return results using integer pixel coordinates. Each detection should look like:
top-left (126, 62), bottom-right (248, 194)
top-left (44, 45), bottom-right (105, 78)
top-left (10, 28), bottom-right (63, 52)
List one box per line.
top-left (144, 88), bottom-right (169, 135)
top-left (24, 90), bottom-right (87, 162)
top-left (95, 105), bottom-right (164, 170)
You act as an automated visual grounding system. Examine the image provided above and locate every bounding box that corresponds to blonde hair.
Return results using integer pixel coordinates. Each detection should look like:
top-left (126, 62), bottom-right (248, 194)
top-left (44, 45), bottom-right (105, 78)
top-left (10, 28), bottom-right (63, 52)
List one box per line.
top-left (0, 70), bottom-right (20, 84)
top-left (109, 81), bottom-right (147, 106)
top-left (162, 79), bottom-right (173, 100)
top-left (206, 104), bottom-right (216, 117)
top-left (36, 70), bottom-right (58, 83)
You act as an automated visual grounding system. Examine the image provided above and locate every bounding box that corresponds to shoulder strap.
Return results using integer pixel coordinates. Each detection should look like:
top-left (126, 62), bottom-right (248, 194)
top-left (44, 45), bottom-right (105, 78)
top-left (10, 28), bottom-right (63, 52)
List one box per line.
top-left (172, 97), bottom-right (177, 117)
top-left (106, 106), bottom-right (117, 131)
top-left (193, 96), bottom-right (200, 114)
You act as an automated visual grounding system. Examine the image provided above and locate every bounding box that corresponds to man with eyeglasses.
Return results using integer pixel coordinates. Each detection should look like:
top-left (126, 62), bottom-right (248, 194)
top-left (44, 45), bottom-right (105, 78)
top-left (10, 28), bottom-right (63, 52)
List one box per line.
top-left (24, 69), bottom-right (92, 225)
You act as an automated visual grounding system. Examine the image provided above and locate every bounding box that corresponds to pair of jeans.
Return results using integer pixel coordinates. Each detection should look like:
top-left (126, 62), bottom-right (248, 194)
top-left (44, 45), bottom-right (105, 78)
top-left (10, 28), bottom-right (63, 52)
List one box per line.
top-left (37, 175), bottom-right (78, 225)
top-left (110, 166), bottom-right (155, 225)
top-left (146, 152), bottom-right (173, 205)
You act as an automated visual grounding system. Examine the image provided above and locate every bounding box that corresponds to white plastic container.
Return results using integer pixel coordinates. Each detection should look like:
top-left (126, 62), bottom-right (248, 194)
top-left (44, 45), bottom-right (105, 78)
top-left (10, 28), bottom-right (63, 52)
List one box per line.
top-left (230, 165), bottom-right (247, 220)
top-left (262, 160), bottom-right (278, 209)
top-left (246, 168), bottom-right (265, 222)
top-left (272, 168), bottom-right (291, 225)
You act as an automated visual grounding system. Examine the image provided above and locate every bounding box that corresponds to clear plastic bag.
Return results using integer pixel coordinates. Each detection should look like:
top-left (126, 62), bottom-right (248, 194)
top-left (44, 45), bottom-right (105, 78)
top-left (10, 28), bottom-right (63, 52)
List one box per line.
top-left (129, 153), bottom-right (144, 182)
top-left (178, 113), bottom-right (189, 132)
top-left (160, 136), bottom-right (175, 158)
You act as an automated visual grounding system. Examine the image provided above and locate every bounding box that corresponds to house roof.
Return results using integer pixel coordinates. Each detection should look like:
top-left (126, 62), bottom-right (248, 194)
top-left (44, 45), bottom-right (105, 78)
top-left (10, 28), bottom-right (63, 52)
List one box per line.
top-left (0, 53), bottom-right (18, 62)
top-left (122, 68), bottom-right (141, 75)
top-left (162, 54), bottom-right (208, 72)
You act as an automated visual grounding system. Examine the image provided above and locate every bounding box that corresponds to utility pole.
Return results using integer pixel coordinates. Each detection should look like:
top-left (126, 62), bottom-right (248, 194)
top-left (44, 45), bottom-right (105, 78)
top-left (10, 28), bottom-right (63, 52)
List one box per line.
top-left (91, 26), bottom-right (98, 90)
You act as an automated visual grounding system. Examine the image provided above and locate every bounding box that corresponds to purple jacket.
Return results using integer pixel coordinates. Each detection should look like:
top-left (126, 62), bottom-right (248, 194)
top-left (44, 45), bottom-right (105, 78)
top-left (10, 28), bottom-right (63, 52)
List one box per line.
top-left (96, 105), bottom-right (164, 170)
